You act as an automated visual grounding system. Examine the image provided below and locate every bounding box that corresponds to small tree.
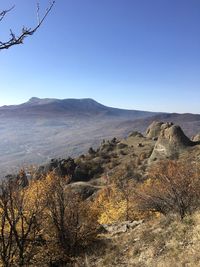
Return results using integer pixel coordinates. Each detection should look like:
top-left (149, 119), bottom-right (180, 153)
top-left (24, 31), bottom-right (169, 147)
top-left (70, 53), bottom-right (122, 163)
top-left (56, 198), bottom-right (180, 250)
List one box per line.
top-left (0, 179), bottom-right (43, 266)
top-left (117, 178), bottom-right (136, 221)
top-left (42, 172), bottom-right (99, 265)
top-left (136, 160), bottom-right (200, 219)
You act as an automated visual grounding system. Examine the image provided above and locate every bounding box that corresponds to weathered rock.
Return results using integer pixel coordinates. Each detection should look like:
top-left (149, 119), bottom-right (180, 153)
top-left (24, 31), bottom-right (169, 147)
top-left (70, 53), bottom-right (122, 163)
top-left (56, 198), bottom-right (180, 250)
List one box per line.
top-left (34, 157), bottom-right (77, 180)
top-left (102, 220), bottom-right (143, 235)
top-left (159, 125), bottom-right (194, 147)
top-left (117, 143), bottom-right (128, 149)
top-left (68, 181), bottom-right (99, 199)
top-left (149, 123), bottom-right (195, 161)
top-left (145, 121), bottom-right (165, 139)
top-left (128, 131), bottom-right (144, 138)
top-left (192, 134), bottom-right (200, 142)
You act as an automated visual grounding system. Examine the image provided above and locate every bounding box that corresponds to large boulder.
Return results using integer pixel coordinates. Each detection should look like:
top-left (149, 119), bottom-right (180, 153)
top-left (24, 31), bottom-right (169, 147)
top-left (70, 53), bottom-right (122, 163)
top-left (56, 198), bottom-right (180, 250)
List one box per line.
top-left (149, 123), bottom-right (195, 161)
top-left (128, 131), bottom-right (144, 138)
top-left (34, 157), bottom-right (77, 180)
top-left (68, 181), bottom-right (99, 199)
top-left (146, 121), bottom-right (165, 139)
top-left (102, 220), bottom-right (143, 236)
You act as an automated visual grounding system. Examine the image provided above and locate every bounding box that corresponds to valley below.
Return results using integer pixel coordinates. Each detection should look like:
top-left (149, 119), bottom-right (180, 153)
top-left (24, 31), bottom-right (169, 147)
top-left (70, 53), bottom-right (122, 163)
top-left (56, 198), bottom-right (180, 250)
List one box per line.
top-left (0, 98), bottom-right (200, 176)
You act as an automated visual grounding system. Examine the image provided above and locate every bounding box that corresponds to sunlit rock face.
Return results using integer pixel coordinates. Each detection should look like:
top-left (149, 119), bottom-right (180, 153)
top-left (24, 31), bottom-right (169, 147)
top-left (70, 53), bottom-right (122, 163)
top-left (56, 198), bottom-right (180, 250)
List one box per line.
top-left (145, 121), bottom-right (164, 139)
top-left (149, 123), bottom-right (195, 161)
top-left (192, 134), bottom-right (200, 142)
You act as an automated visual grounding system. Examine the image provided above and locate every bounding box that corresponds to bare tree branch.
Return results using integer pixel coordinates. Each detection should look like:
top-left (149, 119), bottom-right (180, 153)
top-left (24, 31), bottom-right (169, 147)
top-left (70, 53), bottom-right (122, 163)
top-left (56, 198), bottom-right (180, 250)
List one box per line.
top-left (0, 6), bottom-right (15, 22)
top-left (0, 1), bottom-right (55, 50)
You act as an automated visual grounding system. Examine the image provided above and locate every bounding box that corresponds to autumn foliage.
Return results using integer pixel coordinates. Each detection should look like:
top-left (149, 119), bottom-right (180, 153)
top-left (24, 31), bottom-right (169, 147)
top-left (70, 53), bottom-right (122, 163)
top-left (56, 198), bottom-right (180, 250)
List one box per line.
top-left (0, 158), bottom-right (200, 265)
top-left (0, 172), bottom-right (99, 266)
top-left (136, 160), bottom-right (200, 219)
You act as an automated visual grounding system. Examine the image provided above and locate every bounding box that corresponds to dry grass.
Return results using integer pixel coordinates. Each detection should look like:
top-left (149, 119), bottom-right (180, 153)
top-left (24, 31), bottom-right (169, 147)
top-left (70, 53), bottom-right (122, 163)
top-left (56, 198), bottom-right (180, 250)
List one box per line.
top-left (84, 212), bottom-right (200, 266)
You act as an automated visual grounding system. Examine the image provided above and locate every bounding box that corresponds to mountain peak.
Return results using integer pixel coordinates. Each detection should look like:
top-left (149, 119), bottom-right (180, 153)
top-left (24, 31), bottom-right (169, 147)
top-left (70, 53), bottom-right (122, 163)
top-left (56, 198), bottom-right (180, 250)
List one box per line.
top-left (0, 97), bottom-right (157, 120)
top-left (29, 97), bottom-right (40, 102)
top-left (26, 97), bottom-right (59, 106)
top-left (27, 97), bottom-right (97, 105)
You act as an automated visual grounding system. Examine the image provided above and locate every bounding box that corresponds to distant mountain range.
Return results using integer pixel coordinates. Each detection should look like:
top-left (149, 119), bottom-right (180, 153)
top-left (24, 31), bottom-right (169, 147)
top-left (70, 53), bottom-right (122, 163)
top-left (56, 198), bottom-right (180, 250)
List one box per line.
top-left (0, 97), bottom-right (157, 119)
top-left (0, 97), bottom-right (200, 176)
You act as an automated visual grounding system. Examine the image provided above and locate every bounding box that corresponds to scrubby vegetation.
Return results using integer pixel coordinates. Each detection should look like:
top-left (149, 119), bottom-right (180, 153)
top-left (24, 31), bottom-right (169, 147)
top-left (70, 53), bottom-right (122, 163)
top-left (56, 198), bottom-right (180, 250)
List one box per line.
top-left (2, 157), bottom-right (199, 266)
top-left (136, 160), bottom-right (200, 219)
top-left (1, 122), bottom-right (200, 266)
top-left (0, 172), bottom-right (99, 266)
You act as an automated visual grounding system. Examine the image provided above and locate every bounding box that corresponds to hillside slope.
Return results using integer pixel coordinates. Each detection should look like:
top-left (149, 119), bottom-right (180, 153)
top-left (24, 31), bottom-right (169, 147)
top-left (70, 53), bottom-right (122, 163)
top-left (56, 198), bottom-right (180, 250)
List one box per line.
top-left (0, 98), bottom-right (200, 176)
top-left (0, 98), bottom-right (157, 175)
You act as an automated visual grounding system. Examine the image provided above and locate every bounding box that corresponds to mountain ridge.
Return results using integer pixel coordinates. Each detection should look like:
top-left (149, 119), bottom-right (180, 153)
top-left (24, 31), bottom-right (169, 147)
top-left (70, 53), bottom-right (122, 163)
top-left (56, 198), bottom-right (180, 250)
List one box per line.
top-left (1, 97), bottom-right (200, 116)
top-left (0, 97), bottom-right (158, 119)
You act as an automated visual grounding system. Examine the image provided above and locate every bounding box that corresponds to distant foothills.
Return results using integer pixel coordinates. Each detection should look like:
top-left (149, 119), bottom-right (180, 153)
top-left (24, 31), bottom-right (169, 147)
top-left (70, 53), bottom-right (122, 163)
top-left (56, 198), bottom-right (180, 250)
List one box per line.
top-left (0, 97), bottom-right (200, 175)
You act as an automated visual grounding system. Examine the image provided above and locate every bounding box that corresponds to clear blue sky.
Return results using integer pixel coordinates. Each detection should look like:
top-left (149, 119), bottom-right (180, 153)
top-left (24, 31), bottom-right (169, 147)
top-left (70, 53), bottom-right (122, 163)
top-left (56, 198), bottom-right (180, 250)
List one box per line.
top-left (1, 0), bottom-right (200, 113)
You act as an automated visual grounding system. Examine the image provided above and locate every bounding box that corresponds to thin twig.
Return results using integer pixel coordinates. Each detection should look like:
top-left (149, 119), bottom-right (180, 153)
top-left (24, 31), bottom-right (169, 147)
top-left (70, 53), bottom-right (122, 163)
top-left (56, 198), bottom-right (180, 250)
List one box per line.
top-left (0, 6), bottom-right (15, 22)
top-left (0, 1), bottom-right (55, 50)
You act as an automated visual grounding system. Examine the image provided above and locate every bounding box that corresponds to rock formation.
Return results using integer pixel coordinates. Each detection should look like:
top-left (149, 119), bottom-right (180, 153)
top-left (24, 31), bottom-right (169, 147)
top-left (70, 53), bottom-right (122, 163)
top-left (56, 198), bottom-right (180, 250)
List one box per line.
top-left (128, 131), bottom-right (144, 138)
top-left (146, 121), bottom-right (165, 139)
top-left (192, 134), bottom-right (200, 142)
top-left (149, 122), bottom-right (196, 161)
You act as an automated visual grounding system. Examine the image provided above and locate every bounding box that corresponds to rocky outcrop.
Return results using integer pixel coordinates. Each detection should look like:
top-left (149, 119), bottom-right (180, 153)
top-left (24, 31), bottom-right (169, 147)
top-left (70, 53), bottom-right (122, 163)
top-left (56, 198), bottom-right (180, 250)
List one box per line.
top-left (68, 181), bottom-right (99, 199)
top-left (34, 157), bottom-right (77, 180)
top-left (146, 121), bottom-right (165, 139)
top-left (102, 220), bottom-right (143, 236)
top-left (149, 123), bottom-right (196, 161)
top-left (128, 131), bottom-right (144, 138)
top-left (192, 134), bottom-right (200, 142)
